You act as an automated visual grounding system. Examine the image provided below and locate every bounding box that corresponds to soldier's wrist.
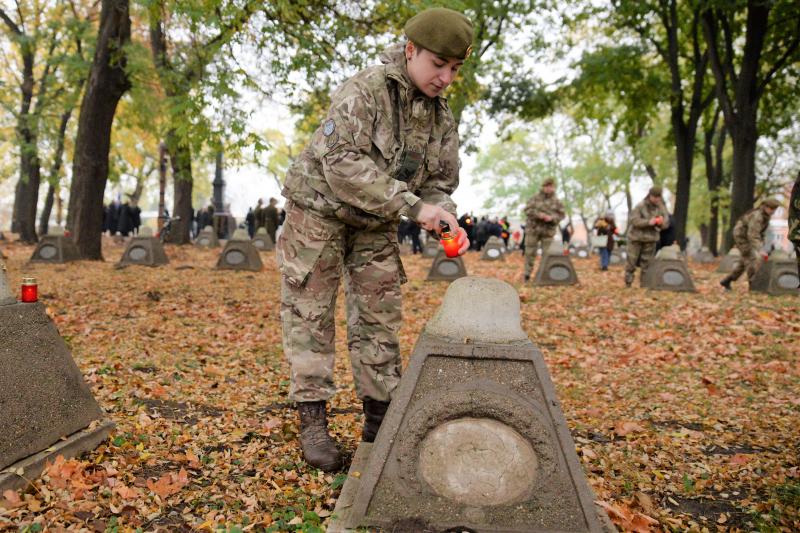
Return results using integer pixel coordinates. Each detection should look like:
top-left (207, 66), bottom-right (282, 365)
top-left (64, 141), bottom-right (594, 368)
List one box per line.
top-left (401, 194), bottom-right (424, 219)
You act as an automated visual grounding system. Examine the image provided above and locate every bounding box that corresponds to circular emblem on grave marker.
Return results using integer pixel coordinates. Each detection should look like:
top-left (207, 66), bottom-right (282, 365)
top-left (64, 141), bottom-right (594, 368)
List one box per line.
top-left (662, 269), bottom-right (685, 286)
top-left (487, 248), bottom-right (500, 258)
top-left (419, 417), bottom-right (538, 506)
top-left (777, 272), bottom-right (799, 290)
top-left (38, 244), bottom-right (58, 260)
top-left (225, 250), bottom-right (246, 265)
top-left (198, 237), bottom-right (210, 246)
top-left (578, 250), bottom-right (587, 258)
top-left (437, 260), bottom-right (460, 276)
top-left (548, 265), bottom-right (570, 281)
top-left (253, 240), bottom-right (264, 249)
top-left (128, 246), bottom-right (148, 261)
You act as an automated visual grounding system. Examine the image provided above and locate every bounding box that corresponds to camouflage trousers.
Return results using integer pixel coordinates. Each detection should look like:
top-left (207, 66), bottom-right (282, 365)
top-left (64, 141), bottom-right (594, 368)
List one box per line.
top-left (524, 230), bottom-right (554, 278)
top-left (625, 240), bottom-right (657, 285)
top-left (277, 203), bottom-right (404, 403)
top-left (724, 243), bottom-right (763, 284)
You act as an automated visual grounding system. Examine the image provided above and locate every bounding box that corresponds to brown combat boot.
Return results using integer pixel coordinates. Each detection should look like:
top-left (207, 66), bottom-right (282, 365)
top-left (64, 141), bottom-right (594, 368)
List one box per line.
top-left (297, 401), bottom-right (342, 472)
top-left (362, 398), bottom-right (390, 442)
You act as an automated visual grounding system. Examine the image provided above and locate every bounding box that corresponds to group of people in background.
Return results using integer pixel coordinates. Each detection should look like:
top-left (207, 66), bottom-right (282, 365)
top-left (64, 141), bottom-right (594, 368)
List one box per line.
top-left (102, 199), bottom-right (142, 237)
top-left (245, 198), bottom-right (283, 242)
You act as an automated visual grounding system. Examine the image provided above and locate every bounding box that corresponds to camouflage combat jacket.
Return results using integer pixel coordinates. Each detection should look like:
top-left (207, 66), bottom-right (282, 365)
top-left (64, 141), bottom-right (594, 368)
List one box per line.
top-left (733, 207), bottom-right (770, 250)
top-left (627, 199), bottom-right (670, 243)
top-left (282, 44), bottom-right (460, 229)
top-left (524, 192), bottom-right (565, 236)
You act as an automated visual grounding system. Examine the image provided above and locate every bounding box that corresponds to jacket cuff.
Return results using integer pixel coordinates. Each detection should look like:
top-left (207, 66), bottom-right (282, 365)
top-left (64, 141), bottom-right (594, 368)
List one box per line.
top-left (401, 194), bottom-right (423, 219)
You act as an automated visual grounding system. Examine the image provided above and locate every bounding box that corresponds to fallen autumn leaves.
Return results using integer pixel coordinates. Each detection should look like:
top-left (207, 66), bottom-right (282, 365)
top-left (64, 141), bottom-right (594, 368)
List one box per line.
top-left (0, 239), bottom-right (798, 532)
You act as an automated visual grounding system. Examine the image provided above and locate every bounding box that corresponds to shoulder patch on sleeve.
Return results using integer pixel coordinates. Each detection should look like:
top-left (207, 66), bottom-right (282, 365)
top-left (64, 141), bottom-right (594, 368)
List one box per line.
top-left (323, 119), bottom-right (336, 137)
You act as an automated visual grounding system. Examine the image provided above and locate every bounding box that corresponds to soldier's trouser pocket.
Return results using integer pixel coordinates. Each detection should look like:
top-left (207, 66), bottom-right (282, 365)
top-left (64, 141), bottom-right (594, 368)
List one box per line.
top-left (277, 206), bottom-right (342, 288)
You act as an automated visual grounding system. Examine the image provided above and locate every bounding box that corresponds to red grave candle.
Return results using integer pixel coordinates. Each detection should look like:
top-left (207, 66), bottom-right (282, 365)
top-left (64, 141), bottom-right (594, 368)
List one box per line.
top-left (439, 223), bottom-right (460, 258)
top-left (21, 277), bottom-right (38, 303)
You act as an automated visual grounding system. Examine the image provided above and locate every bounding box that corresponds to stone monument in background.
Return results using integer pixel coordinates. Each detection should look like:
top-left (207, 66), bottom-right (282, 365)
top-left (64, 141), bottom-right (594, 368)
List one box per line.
top-left (118, 227), bottom-right (169, 267)
top-left (195, 225), bottom-right (220, 248)
top-left (480, 236), bottom-right (505, 261)
top-left (642, 244), bottom-right (696, 292)
top-left (29, 227), bottom-right (80, 264)
top-left (216, 229), bottom-right (263, 271)
top-left (717, 248), bottom-right (741, 273)
top-left (426, 249), bottom-right (467, 281)
top-left (252, 227), bottom-right (275, 251)
top-left (750, 249), bottom-right (799, 296)
top-left (330, 277), bottom-right (605, 532)
top-left (532, 241), bottom-right (578, 286)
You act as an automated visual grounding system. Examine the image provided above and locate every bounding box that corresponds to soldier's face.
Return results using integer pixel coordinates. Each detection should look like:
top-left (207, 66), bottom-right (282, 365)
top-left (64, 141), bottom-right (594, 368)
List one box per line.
top-left (648, 194), bottom-right (662, 205)
top-left (406, 42), bottom-right (464, 98)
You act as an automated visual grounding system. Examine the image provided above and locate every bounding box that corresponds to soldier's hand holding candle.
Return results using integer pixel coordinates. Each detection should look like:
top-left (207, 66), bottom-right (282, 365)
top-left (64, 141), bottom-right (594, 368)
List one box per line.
top-left (415, 203), bottom-right (459, 235)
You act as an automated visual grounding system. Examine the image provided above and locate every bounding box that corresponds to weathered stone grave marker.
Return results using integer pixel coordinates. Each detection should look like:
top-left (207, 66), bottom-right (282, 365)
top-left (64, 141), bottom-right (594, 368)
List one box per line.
top-left (422, 239), bottom-right (440, 258)
top-left (642, 244), bottom-right (696, 292)
top-left (426, 249), bottom-right (467, 281)
top-left (29, 228), bottom-right (80, 264)
top-left (532, 241), bottom-right (578, 286)
top-left (216, 229), bottom-right (263, 271)
top-left (716, 248), bottom-right (741, 273)
top-left (118, 227), bottom-right (169, 267)
top-left (480, 235), bottom-right (505, 261)
top-left (609, 248), bottom-right (624, 265)
top-left (330, 277), bottom-right (605, 532)
top-left (195, 225), bottom-right (220, 248)
top-left (691, 246), bottom-right (715, 264)
top-left (0, 267), bottom-right (114, 491)
top-left (572, 245), bottom-right (591, 259)
top-left (251, 227), bottom-right (275, 251)
top-left (750, 249), bottom-right (799, 296)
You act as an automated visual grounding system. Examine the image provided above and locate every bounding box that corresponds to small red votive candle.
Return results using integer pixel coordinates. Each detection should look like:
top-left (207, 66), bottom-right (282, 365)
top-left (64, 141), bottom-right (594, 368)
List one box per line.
top-left (440, 223), bottom-right (460, 258)
top-left (21, 277), bottom-right (38, 303)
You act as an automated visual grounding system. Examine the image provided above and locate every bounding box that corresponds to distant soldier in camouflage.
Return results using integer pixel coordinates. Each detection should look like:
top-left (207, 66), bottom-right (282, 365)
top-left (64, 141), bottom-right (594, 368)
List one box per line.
top-left (264, 197), bottom-right (280, 243)
top-left (277, 8), bottom-right (472, 471)
top-left (789, 172), bottom-right (800, 274)
top-left (720, 198), bottom-right (781, 290)
top-left (625, 186), bottom-right (670, 287)
top-left (253, 199), bottom-right (265, 230)
top-left (523, 178), bottom-right (565, 281)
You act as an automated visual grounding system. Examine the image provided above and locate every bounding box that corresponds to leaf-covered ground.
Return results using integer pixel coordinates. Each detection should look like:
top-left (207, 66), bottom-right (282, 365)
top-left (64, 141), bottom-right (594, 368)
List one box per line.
top-left (1, 238), bottom-right (798, 532)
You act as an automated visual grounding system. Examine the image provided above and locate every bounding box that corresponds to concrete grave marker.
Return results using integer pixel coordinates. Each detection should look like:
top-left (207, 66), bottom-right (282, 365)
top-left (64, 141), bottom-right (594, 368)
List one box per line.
top-left (29, 231), bottom-right (80, 264)
top-left (426, 249), bottom-right (467, 281)
top-left (480, 236), bottom-right (505, 261)
top-left (572, 245), bottom-right (591, 259)
top-left (422, 239), bottom-right (440, 258)
top-left (0, 263), bottom-right (14, 305)
top-left (0, 284), bottom-right (114, 492)
top-left (195, 225), bottom-right (220, 248)
top-left (609, 248), bottom-right (624, 265)
top-left (118, 229), bottom-right (169, 267)
top-left (216, 229), bottom-right (263, 271)
top-left (331, 277), bottom-right (605, 533)
top-left (716, 248), bottom-right (741, 273)
top-left (642, 245), bottom-right (696, 292)
top-left (532, 242), bottom-right (578, 286)
top-left (251, 227), bottom-right (275, 251)
top-left (691, 246), bottom-right (715, 264)
top-left (750, 250), bottom-right (799, 296)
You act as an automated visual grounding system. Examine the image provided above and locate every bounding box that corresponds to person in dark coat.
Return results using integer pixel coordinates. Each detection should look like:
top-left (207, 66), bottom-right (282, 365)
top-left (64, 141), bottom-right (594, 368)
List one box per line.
top-left (130, 202), bottom-right (142, 235)
top-left (264, 198), bottom-right (280, 243)
top-left (246, 208), bottom-right (256, 238)
top-left (108, 200), bottom-right (121, 235)
top-left (408, 220), bottom-right (422, 254)
top-left (657, 213), bottom-right (676, 251)
top-left (117, 202), bottom-right (133, 237)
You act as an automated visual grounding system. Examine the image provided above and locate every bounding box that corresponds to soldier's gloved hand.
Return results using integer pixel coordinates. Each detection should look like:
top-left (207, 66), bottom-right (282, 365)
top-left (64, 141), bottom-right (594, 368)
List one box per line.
top-left (415, 203), bottom-right (459, 235)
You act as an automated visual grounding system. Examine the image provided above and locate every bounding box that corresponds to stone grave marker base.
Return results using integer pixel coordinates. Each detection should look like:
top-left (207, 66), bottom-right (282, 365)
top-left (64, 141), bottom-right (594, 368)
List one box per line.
top-left (29, 235), bottom-right (81, 264)
top-left (642, 258), bottom-right (696, 292)
top-left (532, 253), bottom-right (579, 286)
top-left (426, 250), bottom-right (467, 281)
top-left (0, 302), bottom-right (113, 491)
top-left (750, 258), bottom-right (799, 296)
top-left (118, 237), bottom-right (169, 267)
top-left (216, 240), bottom-right (263, 271)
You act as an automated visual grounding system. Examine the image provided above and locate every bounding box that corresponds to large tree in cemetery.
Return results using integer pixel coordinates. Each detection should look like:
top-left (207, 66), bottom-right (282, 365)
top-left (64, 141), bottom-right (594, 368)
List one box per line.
top-left (67, 0), bottom-right (132, 259)
top-left (700, 0), bottom-right (800, 246)
top-left (0, 0), bottom-right (86, 242)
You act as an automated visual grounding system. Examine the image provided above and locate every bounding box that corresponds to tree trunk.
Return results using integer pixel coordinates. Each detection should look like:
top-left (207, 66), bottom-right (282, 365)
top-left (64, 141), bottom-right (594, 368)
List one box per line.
top-left (671, 121), bottom-right (694, 250)
top-left (168, 137), bottom-right (193, 244)
top-left (67, 0), bottom-right (131, 259)
top-left (158, 141), bottom-right (167, 233)
top-left (38, 110), bottom-right (72, 236)
top-left (39, 185), bottom-right (55, 236)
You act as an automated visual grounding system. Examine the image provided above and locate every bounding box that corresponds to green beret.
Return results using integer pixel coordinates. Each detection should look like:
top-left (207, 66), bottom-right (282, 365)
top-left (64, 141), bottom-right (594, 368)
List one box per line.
top-left (542, 178), bottom-right (555, 187)
top-left (648, 186), bottom-right (663, 197)
top-left (762, 198), bottom-right (781, 209)
top-left (404, 8), bottom-right (474, 60)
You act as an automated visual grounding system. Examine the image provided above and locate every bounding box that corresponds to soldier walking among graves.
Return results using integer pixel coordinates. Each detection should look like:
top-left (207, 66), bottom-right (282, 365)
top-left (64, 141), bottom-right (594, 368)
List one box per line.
top-left (720, 198), bottom-right (781, 290)
top-left (523, 178), bottom-right (565, 282)
top-left (264, 197), bottom-right (280, 244)
top-left (625, 186), bottom-right (670, 287)
top-left (277, 7), bottom-right (472, 472)
top-left (789, 171), bottom-right (800, 274)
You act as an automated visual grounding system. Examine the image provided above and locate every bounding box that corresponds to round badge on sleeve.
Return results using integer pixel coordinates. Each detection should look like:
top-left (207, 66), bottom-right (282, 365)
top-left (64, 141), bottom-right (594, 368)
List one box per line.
top-left (323, 119), bottom-right (336, 137)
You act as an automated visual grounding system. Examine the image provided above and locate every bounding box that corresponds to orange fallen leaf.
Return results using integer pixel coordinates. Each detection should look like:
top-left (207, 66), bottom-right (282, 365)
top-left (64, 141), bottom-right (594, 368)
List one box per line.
top-left (615, 421), bottom-right (646, 436)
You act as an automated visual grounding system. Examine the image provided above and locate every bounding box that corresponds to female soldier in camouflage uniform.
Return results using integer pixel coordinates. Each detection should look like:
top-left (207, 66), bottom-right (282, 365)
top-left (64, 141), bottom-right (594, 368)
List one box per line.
top-left (277, 8), bottom-right (472, 471)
